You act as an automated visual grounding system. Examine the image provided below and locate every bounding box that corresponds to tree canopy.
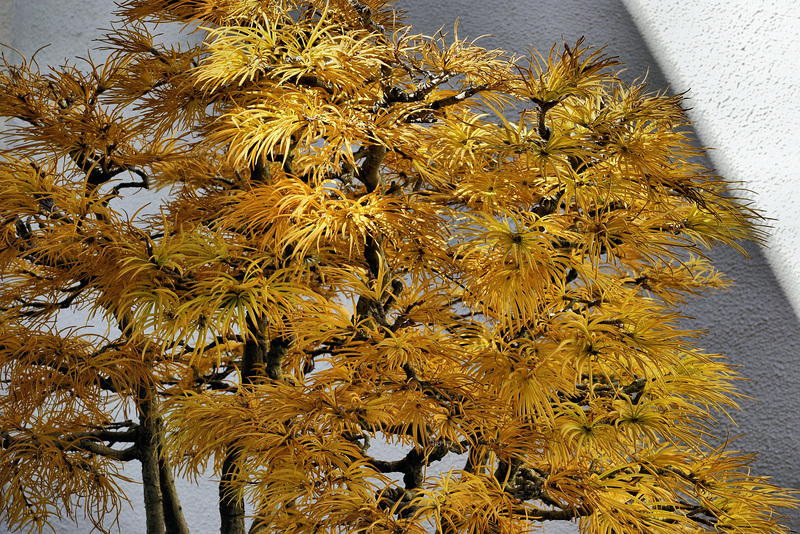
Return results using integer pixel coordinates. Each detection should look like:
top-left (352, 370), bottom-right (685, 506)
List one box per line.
top-left (1, 1), bottom-right (796, 533)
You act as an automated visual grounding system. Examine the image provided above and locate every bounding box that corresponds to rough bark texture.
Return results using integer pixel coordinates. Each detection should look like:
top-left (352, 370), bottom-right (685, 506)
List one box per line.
top-left (219, 313), bottom-right (294, 534)
top-left (159, 453), bottom-right (191, 534)
top-left (264, 335), bottom-right (290, 381)
top-left (358, 144), bottom-right (387, 192)
top-left (241, 314), bottom-right (270, 384)
top-left (138, 384), bottom-right (166, 534)
top-left (219, 314), bottom-right (270, 534)
top-left (219, 444), bottom-right (246, 534)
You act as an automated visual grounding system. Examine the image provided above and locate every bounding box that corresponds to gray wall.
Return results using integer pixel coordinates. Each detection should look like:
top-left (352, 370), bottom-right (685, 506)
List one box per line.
top-left (1, 0), bottom-right (798, 532)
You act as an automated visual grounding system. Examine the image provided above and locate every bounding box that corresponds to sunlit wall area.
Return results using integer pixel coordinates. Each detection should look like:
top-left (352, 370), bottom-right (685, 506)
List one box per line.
top-left (623, 1), bottom-right (800, 314)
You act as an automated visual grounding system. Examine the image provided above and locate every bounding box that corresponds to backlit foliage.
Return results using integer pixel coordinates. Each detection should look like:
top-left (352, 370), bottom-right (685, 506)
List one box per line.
top-left (1, 1), bottom-right (796, 533)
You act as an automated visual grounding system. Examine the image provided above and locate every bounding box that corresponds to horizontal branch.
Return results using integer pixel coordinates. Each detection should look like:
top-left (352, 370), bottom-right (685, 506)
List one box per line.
top-left (368, 440), bottom-right (456, 489)
top-left (10, 278), bottom-right (91, 318)
top-left (2, 426), bottom-right (140, 462)
top-left (74, 438), bottom-right (139, 461)
top-left (11, 351), bottom-right (123, 393)
top-left (429, 84), bottom-right (489, 110)
top-left (60, 423), bottom-right (139, 444)
top-left (524, 506), bottom-right (590, 521)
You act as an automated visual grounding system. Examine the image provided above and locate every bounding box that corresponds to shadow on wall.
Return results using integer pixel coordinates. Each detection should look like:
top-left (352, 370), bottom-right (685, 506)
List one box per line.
top-left (403, 0), bottom-right (800, 528)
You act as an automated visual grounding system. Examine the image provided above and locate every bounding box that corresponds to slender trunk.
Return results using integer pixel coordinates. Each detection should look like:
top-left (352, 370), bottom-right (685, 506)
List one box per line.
top-left (240, 314), bottom-right (269, 382)
top-left (220, 444), bottom-right (246, 534)
top-left (219, 314), bottom-right (293, 534)
top-left (139, 383), bottom-right (165, 534)
top-left (159, 453), bottom-right (190, 534)
top-left (219, 314), bottom-right (268, 534)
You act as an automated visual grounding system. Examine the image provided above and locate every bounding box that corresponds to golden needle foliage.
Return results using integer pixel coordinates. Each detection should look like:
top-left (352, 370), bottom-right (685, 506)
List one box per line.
top-left (0, 1), bottom-right (796, 533)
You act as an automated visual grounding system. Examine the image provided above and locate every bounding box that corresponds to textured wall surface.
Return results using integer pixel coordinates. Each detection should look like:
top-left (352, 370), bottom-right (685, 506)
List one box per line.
top-left (1, 1), bottom-right (798, 532)
top-left (0, 0), bottom-right (12, 48)
top-left (624, 0), bottom-right (800, 313)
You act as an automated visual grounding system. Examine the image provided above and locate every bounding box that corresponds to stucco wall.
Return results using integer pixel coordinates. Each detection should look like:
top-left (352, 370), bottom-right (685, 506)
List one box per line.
top-left (2, 1), bottom-right (798, 532)
top-left (624, 1), bottom-right (800, 313)
top-left (0, 1), bottom-right (12, 49)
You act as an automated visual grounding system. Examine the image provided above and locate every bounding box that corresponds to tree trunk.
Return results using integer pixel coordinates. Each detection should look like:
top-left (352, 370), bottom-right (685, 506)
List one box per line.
top-left (139, 383), bottom-right (166, 534)
top-left (219, 314), bottom-right (268, 534)
top-left (240, 314), bottom-right (270, 382)
top-left (159, 453), bottom-right (191, 534)
top-left (219, 444), bottom-right (246, 534)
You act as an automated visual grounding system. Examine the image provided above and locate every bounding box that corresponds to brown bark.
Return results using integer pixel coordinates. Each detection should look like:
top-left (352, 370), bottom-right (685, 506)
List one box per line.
top-left (219, 444), bottom-right (246, 534)
top-left (357, 144), bottom-right (387, 192)
top-left (263, 334), bottom-right (289, 381)
top-left (159, 453), bottom-right (191, 534)
top-left (219, 314), bottom-right (268, 534)
top-left (138, 383), bottom-right (166, 534)
top-left (219, 313), bottom-right (294, 533)
top-left (240, 314), bottom-right (269, 383)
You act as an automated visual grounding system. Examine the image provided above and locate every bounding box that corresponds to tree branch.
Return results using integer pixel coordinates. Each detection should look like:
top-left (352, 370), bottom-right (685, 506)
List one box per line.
top-left (1, 429), bottom-right (140, 462)
top-left (429, 84), bottom-right (489, 110)
top-left (368, 441), bottom-right (453, 489)
top-left (357, 144), bottom-right (387, 192)
top-left (345, 0), bottom-right (386, 33)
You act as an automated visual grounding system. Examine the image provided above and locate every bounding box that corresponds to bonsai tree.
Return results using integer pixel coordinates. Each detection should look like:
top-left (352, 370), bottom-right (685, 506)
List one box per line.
top-left (1, 0), bottom-right (795, 533)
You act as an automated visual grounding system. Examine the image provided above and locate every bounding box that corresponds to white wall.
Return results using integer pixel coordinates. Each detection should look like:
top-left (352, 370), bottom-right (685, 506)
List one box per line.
top-left (2, 0), bottom-right (798, 532)
top-left (623, 0), bottom-right (800, 318)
